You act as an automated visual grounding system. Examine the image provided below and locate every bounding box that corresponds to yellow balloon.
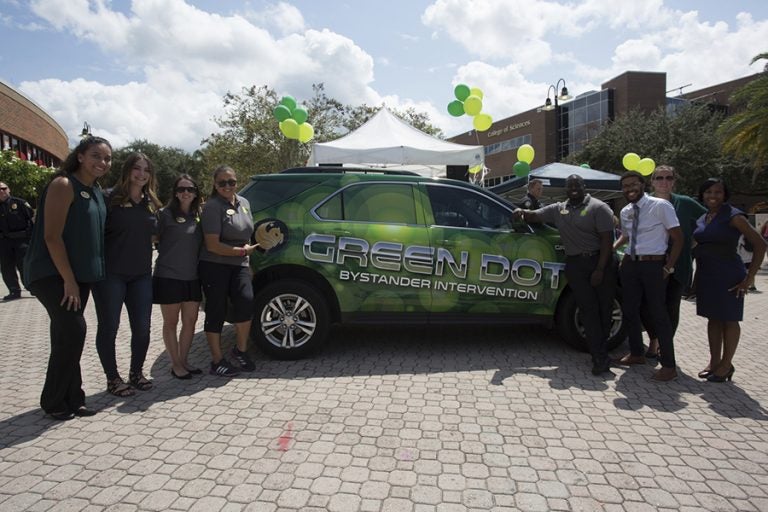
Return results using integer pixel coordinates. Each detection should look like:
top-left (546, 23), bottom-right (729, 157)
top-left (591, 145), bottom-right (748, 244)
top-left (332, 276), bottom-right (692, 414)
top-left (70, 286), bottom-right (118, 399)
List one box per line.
top-left (298, 122), bottom-right (314, 143)
top-left (637, 157), bottom-right (656, 176)
top-left (468, 164), bottom-right (483, 174)
top-left (463, 95), bottom-right (483, 116)
top-left (280, 119), bottom-right (299, 139)
top-left (622, 152), bottom-right (640, 171)
top-left (517, 144), bottom-right (535, 164)
top-left (469, 87), bottom-right (484, 100)
top-left (473, 113), bottom-right (492, 131)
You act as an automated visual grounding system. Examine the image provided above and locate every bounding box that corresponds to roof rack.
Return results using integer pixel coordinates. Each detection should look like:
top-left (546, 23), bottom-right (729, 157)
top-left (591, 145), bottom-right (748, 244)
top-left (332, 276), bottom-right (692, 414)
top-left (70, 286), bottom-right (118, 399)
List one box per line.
top-left (280, 166), bottom-right (420, 176)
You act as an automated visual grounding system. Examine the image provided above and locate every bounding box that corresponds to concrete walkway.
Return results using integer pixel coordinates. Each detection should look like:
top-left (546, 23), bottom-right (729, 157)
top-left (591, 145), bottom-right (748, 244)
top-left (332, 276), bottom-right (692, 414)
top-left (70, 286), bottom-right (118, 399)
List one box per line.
top-left (1, 265), bottom-right (767, 511)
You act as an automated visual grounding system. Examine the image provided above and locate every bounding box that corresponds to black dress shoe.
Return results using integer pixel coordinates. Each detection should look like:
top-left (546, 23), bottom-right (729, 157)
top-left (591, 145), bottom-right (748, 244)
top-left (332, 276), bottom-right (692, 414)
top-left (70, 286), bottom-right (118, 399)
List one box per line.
top-left (2, 292), bottom-right (21, 301)
top-left (591, 362), bottom-right (612, 375)
top-left (73, 407), bottom-right (98, 417)
top-left (171, 369), bottom-right (193, 380)
top-left (48, 411), bottom-right (75, 421)
top-left (185, 367), bottom-right (202, 375)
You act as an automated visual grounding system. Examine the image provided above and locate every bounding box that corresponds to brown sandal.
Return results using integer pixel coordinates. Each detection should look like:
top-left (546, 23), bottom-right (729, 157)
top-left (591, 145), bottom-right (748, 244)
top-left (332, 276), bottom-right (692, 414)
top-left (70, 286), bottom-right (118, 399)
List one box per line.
top-left (107, 377), bottom-right (135, 397)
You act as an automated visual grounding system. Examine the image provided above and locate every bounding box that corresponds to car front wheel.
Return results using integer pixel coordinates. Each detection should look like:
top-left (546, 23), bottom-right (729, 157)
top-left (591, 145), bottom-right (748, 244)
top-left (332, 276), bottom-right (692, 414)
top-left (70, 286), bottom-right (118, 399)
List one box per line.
top-left (251, 280), bottom-right (330, 359)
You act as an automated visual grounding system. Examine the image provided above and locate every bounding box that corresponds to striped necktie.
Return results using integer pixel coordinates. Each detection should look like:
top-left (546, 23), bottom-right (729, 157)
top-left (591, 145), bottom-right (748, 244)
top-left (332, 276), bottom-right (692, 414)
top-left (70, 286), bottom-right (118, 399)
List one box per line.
top-left (629, 204), bottom-right (639, 257)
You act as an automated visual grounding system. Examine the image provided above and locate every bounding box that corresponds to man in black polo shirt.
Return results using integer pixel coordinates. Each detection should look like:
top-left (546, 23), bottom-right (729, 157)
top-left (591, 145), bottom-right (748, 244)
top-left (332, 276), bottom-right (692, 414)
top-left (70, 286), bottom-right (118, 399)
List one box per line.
top-left (0, 182), bottom-right (34, 301)
top-left (518, 178), bottom-right (543, 210)
top-left (514, 175), bottom-right (617, 375)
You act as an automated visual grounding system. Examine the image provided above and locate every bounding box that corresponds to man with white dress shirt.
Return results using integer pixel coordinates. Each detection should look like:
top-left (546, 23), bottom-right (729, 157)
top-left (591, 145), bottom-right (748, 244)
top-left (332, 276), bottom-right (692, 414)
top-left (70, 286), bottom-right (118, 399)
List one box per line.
top-left (615, 171), bottom-right (683, 381)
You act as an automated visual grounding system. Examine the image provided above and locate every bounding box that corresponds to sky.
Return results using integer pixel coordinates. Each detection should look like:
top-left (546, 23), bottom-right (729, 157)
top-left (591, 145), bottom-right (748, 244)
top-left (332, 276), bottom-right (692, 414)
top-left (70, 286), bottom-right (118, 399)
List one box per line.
top-left (1, 0), bottom-right (767, 152)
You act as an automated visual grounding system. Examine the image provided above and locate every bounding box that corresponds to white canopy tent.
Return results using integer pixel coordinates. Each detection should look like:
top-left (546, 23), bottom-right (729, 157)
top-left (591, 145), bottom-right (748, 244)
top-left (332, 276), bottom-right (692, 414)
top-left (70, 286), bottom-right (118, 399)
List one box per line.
top-left (308, 108), bottom-right (484, 178)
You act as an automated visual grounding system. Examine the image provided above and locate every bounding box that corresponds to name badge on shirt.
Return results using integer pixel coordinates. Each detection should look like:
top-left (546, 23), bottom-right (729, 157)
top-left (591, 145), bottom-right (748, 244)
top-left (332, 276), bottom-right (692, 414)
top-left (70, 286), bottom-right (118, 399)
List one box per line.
top-left (226, 209), bottom-right (236, 216)
top-left (80, 191), bottom-right (90, 199)
top-left (10, 203), bottom-right (17, 210)
top-left (560, 207), bottom-right (568, 215)
top-left (176, 216), bottom-right (186, 223)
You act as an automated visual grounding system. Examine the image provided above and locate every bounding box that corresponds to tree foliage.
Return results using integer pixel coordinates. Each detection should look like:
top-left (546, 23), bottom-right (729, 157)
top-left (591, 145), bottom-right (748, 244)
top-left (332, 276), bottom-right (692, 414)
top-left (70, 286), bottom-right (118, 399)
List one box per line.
top-left (567, 103), bottom-right (768, 198)
top-left (0, 150), bottom-right (55, 207)
top-left (718, 52), bottom-right (768, 182)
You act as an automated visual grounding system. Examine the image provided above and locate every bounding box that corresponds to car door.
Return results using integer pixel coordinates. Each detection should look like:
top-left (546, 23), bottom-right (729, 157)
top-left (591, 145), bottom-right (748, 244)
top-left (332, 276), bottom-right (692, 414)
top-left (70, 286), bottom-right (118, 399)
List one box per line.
top-left (309, 180), bottom-right (433, 317)
top-left (423, 183), bottom-right (564, 320)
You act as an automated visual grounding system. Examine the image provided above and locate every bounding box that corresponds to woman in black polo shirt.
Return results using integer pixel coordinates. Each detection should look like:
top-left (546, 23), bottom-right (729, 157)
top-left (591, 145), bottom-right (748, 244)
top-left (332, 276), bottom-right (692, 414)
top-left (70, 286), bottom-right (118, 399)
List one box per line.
top-left (153, 174), bottom-right (203, 379)
top-left (199, 165), bottom-right (259, 377)
top-left (92, 153), bottom-right (161, 397)
top-left (23, 136), bottom-right (112, 420)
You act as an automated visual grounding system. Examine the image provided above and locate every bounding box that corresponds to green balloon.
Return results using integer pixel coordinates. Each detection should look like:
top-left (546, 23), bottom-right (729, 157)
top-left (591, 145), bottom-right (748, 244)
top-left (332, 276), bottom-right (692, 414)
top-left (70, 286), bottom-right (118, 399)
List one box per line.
top-left (280, 95), bottom-right (297, 112)
top-left (447, 100), bottom-right (465, 117)
top-left (273, 105), bottom-right (291, 122)
top-left (513, 161), bottom-right (531, 177)
top-left (580, 163), bottom-right (590, 169)
top-left (454, 84), bottom-right (470, 101)
top-left (292, 106), bottom-right (308, 124)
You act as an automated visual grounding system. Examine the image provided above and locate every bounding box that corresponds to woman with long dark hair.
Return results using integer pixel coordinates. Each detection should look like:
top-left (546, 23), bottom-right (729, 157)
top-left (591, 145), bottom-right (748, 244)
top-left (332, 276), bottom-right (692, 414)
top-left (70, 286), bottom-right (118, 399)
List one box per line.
top-left (92, 153), bottom-right (161, 397)
top-left (23, 136), bottom-right (112, 420)
top-left (153, 174), bottom-right (203, 379)
top-left (693, 178), bottom-right (766, 382)
top-left (198, 165), bottom-right (259, 377)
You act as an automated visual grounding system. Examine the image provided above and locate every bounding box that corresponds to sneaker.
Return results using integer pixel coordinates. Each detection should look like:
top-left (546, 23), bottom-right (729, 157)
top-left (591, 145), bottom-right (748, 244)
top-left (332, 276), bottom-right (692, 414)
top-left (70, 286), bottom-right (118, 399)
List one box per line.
top-left (210, 358), bottom-right (240, 377)
top-left (230, 347), bottom-right (255, 372)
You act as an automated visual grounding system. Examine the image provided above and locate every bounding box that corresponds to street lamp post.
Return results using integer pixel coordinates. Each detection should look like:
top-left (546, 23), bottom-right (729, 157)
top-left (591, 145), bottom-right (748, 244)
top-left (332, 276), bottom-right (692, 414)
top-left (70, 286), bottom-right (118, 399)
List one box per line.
top-left (542, 79), bottom-right (571, 161)
top-left (80, 122), bottom-right (91, 139)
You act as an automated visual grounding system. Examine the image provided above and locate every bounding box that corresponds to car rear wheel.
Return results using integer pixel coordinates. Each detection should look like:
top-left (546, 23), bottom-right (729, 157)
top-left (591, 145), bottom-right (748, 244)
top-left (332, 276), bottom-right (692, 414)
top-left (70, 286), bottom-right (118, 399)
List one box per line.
top-left (251, 280), bottom-right (330, 359)
top-left (556, 291), bottom-right (626, 352)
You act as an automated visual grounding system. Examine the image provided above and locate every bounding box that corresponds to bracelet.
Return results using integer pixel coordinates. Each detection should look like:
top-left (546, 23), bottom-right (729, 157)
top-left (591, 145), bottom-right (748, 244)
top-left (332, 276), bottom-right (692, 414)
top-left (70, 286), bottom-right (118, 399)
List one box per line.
top-left (238, 247), bottom-right (246, 257)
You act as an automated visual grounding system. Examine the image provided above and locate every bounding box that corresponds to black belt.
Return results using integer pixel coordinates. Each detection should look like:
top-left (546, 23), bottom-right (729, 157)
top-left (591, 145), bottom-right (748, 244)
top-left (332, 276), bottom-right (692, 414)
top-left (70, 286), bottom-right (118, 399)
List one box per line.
top-left (567, 251), bottom-right (599, 258)
top-left (623, 254), bottom-right (665, 262)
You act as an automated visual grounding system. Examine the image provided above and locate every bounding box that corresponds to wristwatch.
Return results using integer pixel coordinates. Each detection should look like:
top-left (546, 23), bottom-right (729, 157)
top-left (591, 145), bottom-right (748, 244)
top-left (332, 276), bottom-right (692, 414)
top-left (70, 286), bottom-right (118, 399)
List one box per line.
top-left (663, 266), bottom-right (675, 274)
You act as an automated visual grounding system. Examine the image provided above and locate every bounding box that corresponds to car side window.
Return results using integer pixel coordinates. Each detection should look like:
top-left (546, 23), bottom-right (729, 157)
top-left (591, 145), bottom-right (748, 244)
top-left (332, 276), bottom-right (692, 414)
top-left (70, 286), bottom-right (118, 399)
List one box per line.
top-left (427, 184), bottom-right (513, 230)
top-left (316, 183), bottom-right (417, 224)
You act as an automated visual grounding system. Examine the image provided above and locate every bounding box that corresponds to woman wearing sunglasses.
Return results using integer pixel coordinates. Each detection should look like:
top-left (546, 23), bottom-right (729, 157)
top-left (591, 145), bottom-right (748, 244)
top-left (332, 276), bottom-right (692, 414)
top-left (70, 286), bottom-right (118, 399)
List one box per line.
top-left (639, 165), bottom-right (705, 359)
top-left (153, 174), bottom-right (204, 379)
top-left (198, 166), bottom-right (259, 377)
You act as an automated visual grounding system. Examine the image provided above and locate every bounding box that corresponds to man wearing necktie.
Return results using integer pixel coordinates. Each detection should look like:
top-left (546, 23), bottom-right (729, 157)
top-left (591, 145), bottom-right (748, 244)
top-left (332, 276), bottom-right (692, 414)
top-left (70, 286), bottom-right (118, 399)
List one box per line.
top-left (615, 171), bottom-right (683, 381)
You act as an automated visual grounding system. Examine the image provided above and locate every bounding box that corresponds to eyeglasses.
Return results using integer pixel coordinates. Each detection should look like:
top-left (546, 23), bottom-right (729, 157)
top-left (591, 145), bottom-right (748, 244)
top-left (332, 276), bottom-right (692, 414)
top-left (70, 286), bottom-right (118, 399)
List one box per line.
top-left (216, 179), bottom-right (237, 187)
top-left (653, 175), bottom-right (675, 181)
top-left (175, 186), bottom-right (197, 193)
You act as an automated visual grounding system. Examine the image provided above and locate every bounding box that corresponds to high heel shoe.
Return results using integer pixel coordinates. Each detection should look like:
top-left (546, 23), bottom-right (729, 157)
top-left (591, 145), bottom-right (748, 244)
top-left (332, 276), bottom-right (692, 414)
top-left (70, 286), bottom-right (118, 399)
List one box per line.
top-left (697, 368), bottom-right (712, 379)
top-left (706, 365), bottom-right (735, 383)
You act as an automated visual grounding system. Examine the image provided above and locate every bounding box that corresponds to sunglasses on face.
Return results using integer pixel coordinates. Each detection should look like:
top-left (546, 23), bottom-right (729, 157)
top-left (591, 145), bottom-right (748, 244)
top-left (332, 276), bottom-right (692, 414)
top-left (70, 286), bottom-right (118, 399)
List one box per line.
top-left (216, 179), bottom-right (237, 187)
top-left (653, 175), bottom-right (675, 181)
top-left (0, 186), bottom-right (8, 191)
top-left (175, 186), bottom-right (197, 194)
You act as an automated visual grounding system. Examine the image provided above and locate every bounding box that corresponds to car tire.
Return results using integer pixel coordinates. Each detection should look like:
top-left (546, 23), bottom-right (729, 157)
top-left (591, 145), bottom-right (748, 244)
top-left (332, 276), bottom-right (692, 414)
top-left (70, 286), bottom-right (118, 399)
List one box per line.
top-left (251, 280), bottom-right (330, 360)
top-left (556, 290), bottom-right (626, 352)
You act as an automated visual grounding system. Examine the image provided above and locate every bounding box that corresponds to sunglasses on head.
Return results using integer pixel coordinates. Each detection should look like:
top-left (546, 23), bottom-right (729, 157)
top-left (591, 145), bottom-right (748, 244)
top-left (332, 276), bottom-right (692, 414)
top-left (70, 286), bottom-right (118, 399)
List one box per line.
top-left (653, 175), bottom-right (675, 181)
top-left (216, 179), bottom-right (237, 187)
top-left (175, 186), bottom-right (197, 193)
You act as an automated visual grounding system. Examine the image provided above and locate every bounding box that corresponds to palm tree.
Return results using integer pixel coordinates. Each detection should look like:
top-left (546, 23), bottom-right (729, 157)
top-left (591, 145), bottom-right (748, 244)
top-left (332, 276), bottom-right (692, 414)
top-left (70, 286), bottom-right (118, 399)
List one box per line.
top-left (719, 52), bottom-right (768, 182)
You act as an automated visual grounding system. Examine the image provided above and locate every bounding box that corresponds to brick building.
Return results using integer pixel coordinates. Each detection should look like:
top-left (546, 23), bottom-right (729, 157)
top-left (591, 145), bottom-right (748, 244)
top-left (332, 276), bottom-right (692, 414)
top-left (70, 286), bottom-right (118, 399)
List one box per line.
top-left (448, 71), bottom-right (760, 186)
top-left (1, 80), bottom-right (68, 167)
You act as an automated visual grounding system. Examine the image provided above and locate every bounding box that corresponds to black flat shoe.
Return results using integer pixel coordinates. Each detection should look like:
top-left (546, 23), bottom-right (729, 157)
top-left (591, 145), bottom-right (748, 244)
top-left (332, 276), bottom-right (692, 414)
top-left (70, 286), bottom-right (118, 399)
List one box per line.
top-left (73, 407), bottom-right (98, 417)
top-left (171, 369), bottom-right (192, 380)
top-left (697, 368), bottom-right (712, 379)
top-left (185, 367), bottom-right (202, 375)
top-left (48, 411), bottom-right (75, 421)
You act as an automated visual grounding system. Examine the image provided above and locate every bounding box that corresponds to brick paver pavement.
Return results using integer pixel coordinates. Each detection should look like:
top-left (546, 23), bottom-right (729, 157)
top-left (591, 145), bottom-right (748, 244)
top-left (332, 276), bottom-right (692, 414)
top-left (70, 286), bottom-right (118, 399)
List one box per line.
top-left (1, 265), bottom-right (767, 511)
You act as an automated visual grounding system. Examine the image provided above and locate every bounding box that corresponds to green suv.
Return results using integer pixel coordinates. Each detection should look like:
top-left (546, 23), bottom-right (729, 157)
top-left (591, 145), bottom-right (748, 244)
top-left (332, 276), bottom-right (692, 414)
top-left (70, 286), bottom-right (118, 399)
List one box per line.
top-left (239, 167), bottom-right (625, 359)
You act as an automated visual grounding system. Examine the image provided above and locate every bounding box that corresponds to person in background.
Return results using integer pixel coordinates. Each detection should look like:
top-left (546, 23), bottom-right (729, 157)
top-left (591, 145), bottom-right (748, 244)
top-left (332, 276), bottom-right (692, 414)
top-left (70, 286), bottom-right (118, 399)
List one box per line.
top-left (638, 165), bottom-right (706, 358)
top-left (92, 153), bottom-right (161, 397)
top-left (154, 174), bottom-right (204, 379)
top-left (199, 165), bottom-right (259, 377)
top-left (736, 235), bottom-right (757, 292)
top-left (0, 181), bottom-right (34, 301)
top-left (693, 178), bottom-right (767, 382)
top-left (614, 171), bottom-right (683, 382)
top-left (23, 136), bottom-right (112, 420)
top-left (514, 175), bottom-right (617, 376)
top-left (518, 178), bottom-right (543, 210)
